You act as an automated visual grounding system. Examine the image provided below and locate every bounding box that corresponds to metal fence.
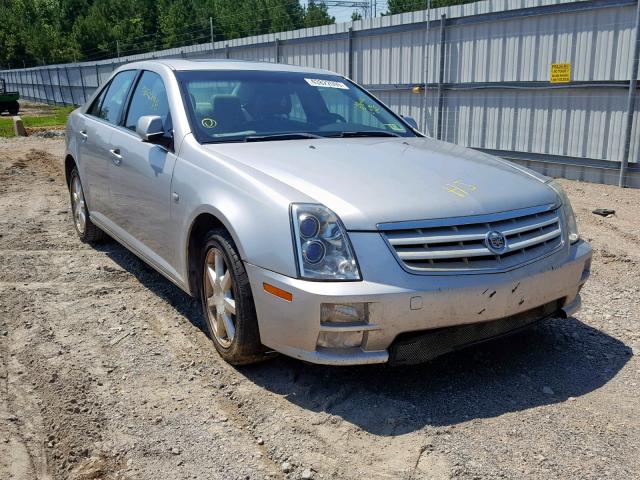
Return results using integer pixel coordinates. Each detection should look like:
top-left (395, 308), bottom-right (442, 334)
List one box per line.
top-left (3, 0), bottom-right (640, 187)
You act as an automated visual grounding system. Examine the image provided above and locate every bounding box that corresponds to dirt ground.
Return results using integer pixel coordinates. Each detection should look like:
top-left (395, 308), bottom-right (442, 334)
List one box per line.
top-left (0, 102), bottom-right (62, 118)
top-left (0, 137), bottom-right (638, 480)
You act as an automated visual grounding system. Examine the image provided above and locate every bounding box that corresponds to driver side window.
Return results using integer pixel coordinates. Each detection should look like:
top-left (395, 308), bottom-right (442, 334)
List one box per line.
top-left (87, 70), bottom-right (136, 124)
top-left (125, 71), bottom-right (170, 133)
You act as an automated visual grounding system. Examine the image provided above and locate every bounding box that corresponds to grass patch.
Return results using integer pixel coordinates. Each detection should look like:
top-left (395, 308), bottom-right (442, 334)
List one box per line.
top-left (0, 105), bottom-right (73, 137)
top-left (0, 118), bottom-right (14, 137)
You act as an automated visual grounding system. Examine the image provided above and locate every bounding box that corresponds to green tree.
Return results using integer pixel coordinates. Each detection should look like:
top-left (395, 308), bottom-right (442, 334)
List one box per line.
top-left (158, 0), bottom-right (200, 49)
top-left (0, 0), bottom-right (339, 67)
top-left (303, 0), bottom-right (334, 28)
top-left (386, 0), bottom-right (478, 15)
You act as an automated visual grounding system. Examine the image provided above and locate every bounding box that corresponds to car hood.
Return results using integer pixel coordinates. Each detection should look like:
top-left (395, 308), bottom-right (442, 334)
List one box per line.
top-left (203, 137), bottom-right (557, 230)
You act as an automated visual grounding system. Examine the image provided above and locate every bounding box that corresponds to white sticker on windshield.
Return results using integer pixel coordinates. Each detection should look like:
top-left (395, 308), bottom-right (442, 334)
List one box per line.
top-left (304, 78), bottom-right (349, 89)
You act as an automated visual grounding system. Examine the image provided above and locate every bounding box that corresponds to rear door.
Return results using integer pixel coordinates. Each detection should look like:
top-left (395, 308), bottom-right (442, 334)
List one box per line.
top-left (77, 70), bottom-right (137, 221)
top-left (107, 70), bottom-right (179, 276)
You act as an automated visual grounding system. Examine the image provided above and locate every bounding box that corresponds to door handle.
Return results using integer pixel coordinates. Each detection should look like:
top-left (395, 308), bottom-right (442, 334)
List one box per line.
top-left (79, 130), bottom-right (88, 142)
top-left (109, 148), bottom-right (123, 165)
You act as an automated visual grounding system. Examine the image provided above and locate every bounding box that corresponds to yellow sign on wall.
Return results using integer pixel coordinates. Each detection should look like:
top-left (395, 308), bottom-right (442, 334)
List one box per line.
top-left (550, 63), bottom-right (571, 83)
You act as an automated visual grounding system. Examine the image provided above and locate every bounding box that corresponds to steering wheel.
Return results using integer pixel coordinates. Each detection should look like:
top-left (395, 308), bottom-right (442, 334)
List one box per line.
top-left (326, 112), bottom-right (347, 124)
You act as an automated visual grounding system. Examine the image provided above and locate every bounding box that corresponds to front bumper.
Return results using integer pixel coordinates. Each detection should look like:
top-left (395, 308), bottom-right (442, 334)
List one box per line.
top-left (246, 234), bottom-right (592, 365)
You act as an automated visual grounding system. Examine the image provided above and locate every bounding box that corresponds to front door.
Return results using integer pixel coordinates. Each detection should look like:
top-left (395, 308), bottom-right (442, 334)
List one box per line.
top-left (107, 70), bottom-right (179, 277)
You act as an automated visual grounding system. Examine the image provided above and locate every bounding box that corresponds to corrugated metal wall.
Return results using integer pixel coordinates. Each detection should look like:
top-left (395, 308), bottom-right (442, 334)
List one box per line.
top-left (3, 0), bottom-right (640, 186)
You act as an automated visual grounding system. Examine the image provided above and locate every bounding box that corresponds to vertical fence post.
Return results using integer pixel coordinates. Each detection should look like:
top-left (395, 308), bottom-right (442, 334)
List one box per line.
top-left (36, 68), bottom-right (47, 104)
top-left (619, 0), bottom-right (640, 187)
top-left (20, 70), bottom-right (26, 100)
top-left (45, 68), bottom-right (58, 105)
top-left (210, 17), bottom-right (215, 56)
top-left (421, 0), bottom-right (432, 134)
top-left (225, 43), bottom-right (230, 59)
top-left (40, 68), bottom-right (50, 104)
top-left (26, 69), bottom-right (31, 101)
top-left (55, 67), bottom-right (65, 105)
top-left (348, 27), bottom-right (354, 79)
top-left (78, 65), bottom-right (87, 103)
top-left (95, 64), bottom-right (100, 89)
top-left (64, 66), bottom-right (76, 106)
top-left (275, 38), bottom-right (280, 63)
top-left (28, 69), bottom-right (33, 100)
top-left (37, 68), bottom-right (45, 103)
top-left (436, 14), bottom-right (447, 141)
top-left (34, 69), bottom-right (41, 102)
top-left (31, 69), bottom-right (36, 101)
top-left (46, 68), bottom-right (57, 105)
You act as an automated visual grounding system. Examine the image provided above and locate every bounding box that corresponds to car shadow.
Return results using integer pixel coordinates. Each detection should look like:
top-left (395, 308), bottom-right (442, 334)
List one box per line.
top-left (96, 241), bottom-right (631, 436)
top-left (95, 242), bottom-right (203, 325)
top-left (238, 317), bottom-right (631, 435)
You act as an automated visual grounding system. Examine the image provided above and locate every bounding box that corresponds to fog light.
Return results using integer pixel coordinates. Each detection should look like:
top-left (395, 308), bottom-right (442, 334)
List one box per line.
top-left (321, 303), bottom-right (368, 324)
top-left (317, 331), bottom-right (363, 348)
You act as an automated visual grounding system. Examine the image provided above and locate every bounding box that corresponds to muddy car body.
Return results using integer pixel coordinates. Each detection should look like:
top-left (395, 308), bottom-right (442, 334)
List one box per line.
top-left (64, 59), bottom-right (592, 365)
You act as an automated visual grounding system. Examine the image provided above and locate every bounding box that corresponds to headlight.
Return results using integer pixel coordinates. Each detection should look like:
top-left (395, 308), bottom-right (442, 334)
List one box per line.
top-left (291, 203), bottom-right (361, 280)
top-left (548, 180), bottom-right (579, 244)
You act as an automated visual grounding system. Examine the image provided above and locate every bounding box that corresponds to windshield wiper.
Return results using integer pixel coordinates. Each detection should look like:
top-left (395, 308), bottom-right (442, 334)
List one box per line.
top-left (244, 132), bottom-right (323, 142)
top-left (326, 130), bottom-right (401, 138)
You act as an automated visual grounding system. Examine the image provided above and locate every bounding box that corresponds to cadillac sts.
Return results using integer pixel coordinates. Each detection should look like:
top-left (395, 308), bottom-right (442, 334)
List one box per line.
top-left (64, 59), bottom-right (592, 365)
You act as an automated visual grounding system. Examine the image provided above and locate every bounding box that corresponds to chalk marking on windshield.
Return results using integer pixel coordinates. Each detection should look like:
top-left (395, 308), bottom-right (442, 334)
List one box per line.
top-left (201, 118), bottom-right (217, 129)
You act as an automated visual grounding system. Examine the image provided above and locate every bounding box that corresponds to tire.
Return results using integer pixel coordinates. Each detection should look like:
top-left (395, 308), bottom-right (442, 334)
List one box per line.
top-left (68, 167), bottom-right (106, 243)
top-left (199, 228), bottom-right (270, 365)
top-left (8, 101), bottom-right (19, 116)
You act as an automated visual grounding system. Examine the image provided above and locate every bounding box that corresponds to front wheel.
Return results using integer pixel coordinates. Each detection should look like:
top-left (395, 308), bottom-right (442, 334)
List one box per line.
top-left (199, 229), bottom-right (270, 365)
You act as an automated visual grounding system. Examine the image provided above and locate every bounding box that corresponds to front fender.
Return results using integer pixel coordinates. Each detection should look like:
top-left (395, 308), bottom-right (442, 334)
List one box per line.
top-left (172, 136), bottom-right (308, 285)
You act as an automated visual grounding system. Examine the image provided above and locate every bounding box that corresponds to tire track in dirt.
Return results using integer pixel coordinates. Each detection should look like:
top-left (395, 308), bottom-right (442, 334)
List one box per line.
top-left (0, 139), bottom-right (638, 480)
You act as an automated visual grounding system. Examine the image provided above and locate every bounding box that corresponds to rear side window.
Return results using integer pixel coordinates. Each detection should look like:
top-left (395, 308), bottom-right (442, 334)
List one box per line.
top-left (94, 70), bottom-right (137, 124)
top-left (125, 71), bottom-right (170, 131)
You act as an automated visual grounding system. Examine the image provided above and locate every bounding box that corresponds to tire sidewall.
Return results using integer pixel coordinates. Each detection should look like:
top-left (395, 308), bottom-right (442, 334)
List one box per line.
top-left (199, 233), bottom-right (253, 360)
top-left (69, 168), bottom-right (87, 241)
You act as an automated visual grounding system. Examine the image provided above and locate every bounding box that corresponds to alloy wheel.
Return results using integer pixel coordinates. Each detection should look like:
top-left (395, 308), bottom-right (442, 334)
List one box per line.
top-left (70, 174), bottom-right (87, 234)
top-left (203, 247), bottom-right (237, 348)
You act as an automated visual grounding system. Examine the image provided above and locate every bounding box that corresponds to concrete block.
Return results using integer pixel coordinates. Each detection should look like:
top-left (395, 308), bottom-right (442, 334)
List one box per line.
top-left (13, 116), bottom-right (27, 137)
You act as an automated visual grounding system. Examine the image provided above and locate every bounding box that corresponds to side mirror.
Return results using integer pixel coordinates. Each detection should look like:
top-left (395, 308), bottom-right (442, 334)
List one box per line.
top-left (136, 115), bottom-right (165, 143)
top-left (402, 115), bottom-right (419, 131)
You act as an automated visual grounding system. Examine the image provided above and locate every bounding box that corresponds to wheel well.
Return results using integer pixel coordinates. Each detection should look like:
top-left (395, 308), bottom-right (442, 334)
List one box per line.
top-left (64, 155), bottom-right (76, 187)
top-left (187, 213), bottom-right (227, 297)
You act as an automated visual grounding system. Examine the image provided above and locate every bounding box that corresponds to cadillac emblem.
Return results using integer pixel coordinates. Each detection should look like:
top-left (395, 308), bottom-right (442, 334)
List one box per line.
top-left (485, 230), bottom-right (507, 254)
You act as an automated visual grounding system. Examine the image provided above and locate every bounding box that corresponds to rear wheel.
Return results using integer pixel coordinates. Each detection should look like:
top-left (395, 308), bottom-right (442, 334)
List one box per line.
top-left (69, 167), bottom-right (106, 243)
top-left (199, 229), bottom-right (270, 365)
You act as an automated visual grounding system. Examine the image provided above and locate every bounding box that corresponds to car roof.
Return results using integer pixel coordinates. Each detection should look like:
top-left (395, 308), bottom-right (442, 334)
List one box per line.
top-left (130, 58), bottom-right (336, 76)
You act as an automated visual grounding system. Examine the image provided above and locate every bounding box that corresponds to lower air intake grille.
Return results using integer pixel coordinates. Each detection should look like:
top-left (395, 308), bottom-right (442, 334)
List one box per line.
top-left (388, 300), bottom-right (561, 366)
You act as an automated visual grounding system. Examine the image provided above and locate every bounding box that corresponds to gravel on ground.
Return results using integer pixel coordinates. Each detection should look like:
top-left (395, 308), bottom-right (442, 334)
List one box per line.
top-left (0, 137), bottom-right (638, 479)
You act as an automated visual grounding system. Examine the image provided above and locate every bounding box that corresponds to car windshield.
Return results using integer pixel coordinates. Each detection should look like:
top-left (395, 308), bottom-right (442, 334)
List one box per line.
top-left (175, 70), bottom-right (417, 143)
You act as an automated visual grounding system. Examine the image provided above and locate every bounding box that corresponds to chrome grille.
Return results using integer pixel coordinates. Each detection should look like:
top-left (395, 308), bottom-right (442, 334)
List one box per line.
top-left (381, 206), bottom-right (563, 273)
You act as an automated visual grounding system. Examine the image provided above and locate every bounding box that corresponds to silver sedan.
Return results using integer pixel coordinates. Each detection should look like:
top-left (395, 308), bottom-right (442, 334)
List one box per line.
top-left (65, 59), bottom-right (592, 365)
